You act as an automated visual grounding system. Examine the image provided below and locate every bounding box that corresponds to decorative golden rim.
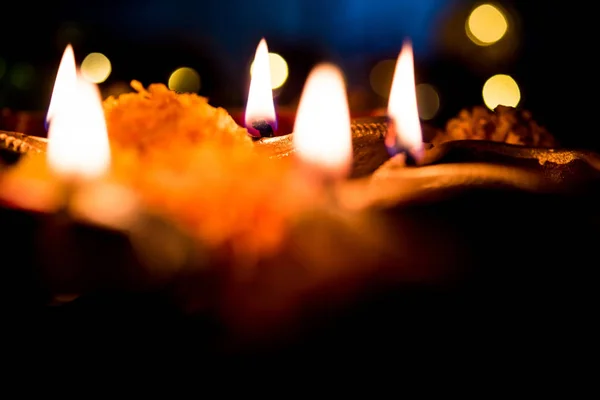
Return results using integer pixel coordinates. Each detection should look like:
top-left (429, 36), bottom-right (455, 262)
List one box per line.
top-left (0, 130), bottom-right (47, 154)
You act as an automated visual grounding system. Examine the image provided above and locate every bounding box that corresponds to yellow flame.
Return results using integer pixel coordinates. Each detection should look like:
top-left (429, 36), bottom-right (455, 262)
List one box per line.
top-left (293, 63), bottom-right (352, 178)
top-left (47, 71), bottom-right (111, 179)
top-left (387, 40), bottom-right (423, 154)
top-left (47, 44), bottom-right (77, 123)
top-left (245, 38), bottom-right (276, 126)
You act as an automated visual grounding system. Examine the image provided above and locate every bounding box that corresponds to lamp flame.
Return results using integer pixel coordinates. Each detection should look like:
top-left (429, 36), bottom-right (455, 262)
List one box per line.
top-left (245, 38), bottom-right (276, 135)
top-left (47, 44), bottom-right (77, 124)
top-left (387, 40), bottom-right (423, 159)
top-left (47, 70), bottom-right (111, 179)
top-left (293, 63), bottom-right (352, 178)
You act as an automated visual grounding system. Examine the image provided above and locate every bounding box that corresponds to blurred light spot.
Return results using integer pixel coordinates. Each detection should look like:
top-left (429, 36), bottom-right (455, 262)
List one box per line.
top-left (0, 58), bottom-right (6, 79)
top-left (250, 52), bottom-right (289, 89)
top-left (9, 63), bottom-right (35, 90)
top-left (168, 67), bottom-right (201, 93)
top-left (482, 74), bottom-right (520, 110)
top-left (81, 53), bottom-right (112, 83)
top-left (415, 83), bottom-right (440, 120)
top-left (268, 53), bottom-right (288, 89)
top-left (466, 3), bottom-right (508, 46)
top-left (369, 59), bottom-right (396, 98)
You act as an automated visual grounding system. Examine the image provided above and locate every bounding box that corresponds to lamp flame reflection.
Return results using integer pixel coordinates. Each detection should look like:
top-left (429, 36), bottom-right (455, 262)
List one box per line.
top-left (293, 63), bottom-right (352, 179)
top-left (245, 38), bottom-right (277, 135)
top-left (387, 40), bottom-right (424, 160)
top-left (47, 68), bottom-right (111, 180)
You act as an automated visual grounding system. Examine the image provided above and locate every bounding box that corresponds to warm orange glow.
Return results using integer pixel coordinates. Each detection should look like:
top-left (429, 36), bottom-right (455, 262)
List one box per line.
top-left (245, 38), bottom-right (276, 130)
top-left (47, 71), bottom-right (111, 179)
top-left (293, 63), bottom-right (352, 178)
top-left (46, 44), bottom-right (77, 124)
top-left (70, 182), bottom-right (139, 229)
top-left (387, 40), bottom-right (423, 159)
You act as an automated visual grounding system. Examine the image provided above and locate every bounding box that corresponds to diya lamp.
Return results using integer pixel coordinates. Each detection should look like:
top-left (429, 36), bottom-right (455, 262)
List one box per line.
top-left (384, 39), bottom-right (426, 165)
top-left (1, 44), bottom-right (112, 212)
top-left (2, 38), bottom-right (600, 352)
top-left (255, 40), bottom-right (600, 200)
top-left (1, 45), bottom-right (193, 301)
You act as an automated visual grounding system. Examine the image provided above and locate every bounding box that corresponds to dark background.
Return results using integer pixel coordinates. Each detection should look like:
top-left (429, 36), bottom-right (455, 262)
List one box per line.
top-left (1, 1), bottom-right (598, 366)
top-left (0, 0), bottom-right (595, 149)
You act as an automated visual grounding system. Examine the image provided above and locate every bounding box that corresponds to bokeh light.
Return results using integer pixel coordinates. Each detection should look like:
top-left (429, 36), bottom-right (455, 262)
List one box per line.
top-left (482, 74), bottom-right (520, 110)
top-left (415, 83), bottom-right (440, 120)
top-left (9, 63), bottom-right (35, 90)
top-left (168, 67), bottom-right (201, 93)
top-left (466, 3), bottom-right (508, 46)
top-left (81, 53), bottom-right (112, 83)
top-left (250, 52), bottom-right (289, 89)
top-left (369, 59), bottom-right (396, 98)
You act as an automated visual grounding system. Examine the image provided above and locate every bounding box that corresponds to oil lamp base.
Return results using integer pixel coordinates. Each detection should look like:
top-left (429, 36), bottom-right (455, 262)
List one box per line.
top-left (2, 123), bottom-right (599, 362)
top-left (8, 185), bottom-right (597, 366)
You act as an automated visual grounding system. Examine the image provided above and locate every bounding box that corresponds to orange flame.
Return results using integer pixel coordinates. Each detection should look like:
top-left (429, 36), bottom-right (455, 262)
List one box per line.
top-left (46, 70), bottom-right (111, 179)
top-left (245, 38), bottom-right (276, 135)
top-left (387, 40), bottom-right (423, 158)
top-left (293, 63), bottom-right (352, 178)
top-left (46, 44), bottom-right (77, 124)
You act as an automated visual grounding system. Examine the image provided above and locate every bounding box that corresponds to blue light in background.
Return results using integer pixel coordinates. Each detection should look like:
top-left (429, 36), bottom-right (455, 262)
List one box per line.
top-left (115, 0), bottom-right (457, 58)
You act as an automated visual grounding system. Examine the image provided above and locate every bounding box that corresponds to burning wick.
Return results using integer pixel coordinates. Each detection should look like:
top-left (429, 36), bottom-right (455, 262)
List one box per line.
top-left (251, 119), bottom-right (275, 139)
top-left (245, 38), bottom-right (277, 139)
top-left (386, 39), bottom-right (425, 166)
top-left (384, 119), bottom-right (426, 166)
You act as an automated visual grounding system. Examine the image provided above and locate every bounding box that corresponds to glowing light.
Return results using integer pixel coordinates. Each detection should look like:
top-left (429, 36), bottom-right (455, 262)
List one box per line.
top-left (251, 52), bottom-right (289, 89)
top-left (467, 3), bottom-right (508, 46)
top-left (70, 182), bottom-right (139, 229)
top-left (293, 63), bottom-right (352, 178)
top-left (47, 44), bottom-right (77, 124)
top-left (387, 40), bottom-right (423, 157)
top-left (415, 83), bottom-right (440, 120)
top-left (47, 70), bottom-right (111, 179)
top-left (81, 52), bottom-right (112, 83)
top-left (168, 67), bottom-right (201, 93)
top-left (482, 74), bottom-right (521, 110)
top-left (245, 38), bottom-right (276, 130)
top-left (369, 59), bottom-right (396, 98)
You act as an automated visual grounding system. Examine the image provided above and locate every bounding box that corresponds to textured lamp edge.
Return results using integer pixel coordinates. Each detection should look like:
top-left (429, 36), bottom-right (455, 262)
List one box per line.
top-left (0, 130), bottom-right (48, 154)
